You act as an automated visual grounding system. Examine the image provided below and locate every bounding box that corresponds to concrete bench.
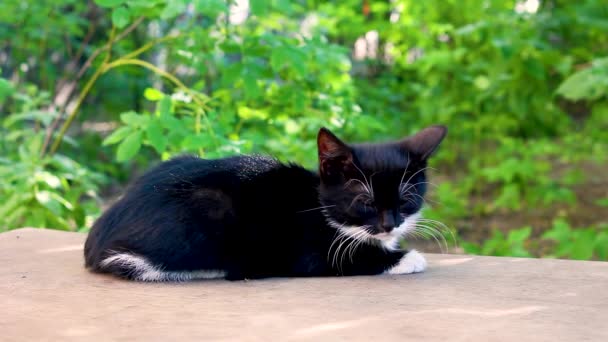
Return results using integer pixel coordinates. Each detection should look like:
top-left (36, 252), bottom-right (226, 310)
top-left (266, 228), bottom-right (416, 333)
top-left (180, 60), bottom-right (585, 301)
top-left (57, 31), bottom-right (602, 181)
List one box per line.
top-left (1, 228), bottom-right (607, 341)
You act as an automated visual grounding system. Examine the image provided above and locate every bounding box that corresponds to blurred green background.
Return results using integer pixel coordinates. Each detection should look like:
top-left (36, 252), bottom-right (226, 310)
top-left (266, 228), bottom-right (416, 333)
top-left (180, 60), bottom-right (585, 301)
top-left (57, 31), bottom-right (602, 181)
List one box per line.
top-left (1, 0), bottom-right (606, 260)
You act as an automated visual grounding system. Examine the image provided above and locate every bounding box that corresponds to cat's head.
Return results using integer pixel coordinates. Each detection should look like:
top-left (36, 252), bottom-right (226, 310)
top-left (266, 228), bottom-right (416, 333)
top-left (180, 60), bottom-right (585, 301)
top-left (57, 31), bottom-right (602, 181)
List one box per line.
top-left (317, 125), bottom-right (447, 250)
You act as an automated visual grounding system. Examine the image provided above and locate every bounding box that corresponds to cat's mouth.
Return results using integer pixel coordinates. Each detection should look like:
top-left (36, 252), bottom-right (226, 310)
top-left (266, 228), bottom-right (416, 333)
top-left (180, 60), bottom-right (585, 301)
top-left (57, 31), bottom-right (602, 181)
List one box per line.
top-left (374, 232), bottom-right (394, 239)
top-left (371, 230), bottom-right (402, 250)
top-left (325, 212), bottom-right (421, 250)
top-left (371, 213), bottom-right (422, 249)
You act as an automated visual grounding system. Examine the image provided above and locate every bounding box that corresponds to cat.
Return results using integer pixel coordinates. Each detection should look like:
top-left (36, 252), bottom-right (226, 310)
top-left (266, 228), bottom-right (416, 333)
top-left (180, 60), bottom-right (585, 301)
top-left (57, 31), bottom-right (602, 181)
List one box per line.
top-left (84, 125), bottom-right (447, 281)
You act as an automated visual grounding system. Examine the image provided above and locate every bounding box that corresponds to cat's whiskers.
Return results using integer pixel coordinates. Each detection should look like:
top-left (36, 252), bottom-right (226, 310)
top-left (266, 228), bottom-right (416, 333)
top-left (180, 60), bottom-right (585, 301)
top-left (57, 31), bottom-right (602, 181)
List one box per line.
top-left (345, 178), bottom-right (368, 191)
top-left (399, 212), bottom-right (454, 252)
top-left (414, 223), bottom-right (448, 253)
top-left (327, 225), bottom-right (347, 265)
top-left (340, 227), bottom-right (371, 273)
top-left (347, 192), bottom-right (373, 211)
top-left (417, 218), bottom-right (458, 247)
top-left (338, 232), bottom-right (356, 272)
top-left (355, 228), bottom-right (371, 257)
top-left (352, 163), bottom-right (374, 199)
top-left (326, 222), bottom-right (372, 274)
top-left (334, 232), bottom-right (353, 273)
top-left (344, 178), bottom-right (374, 205)
top-left (402, 166), bottom-right (434, 190)
top-left (344, 228), bottom-right (369, 266)
top-left (414, 226), bottom-right (445, 253)
top-left (406, 229), bottom-right (426, 241)
top-left (407, 191), bottom-right (442, 207)
top-left (331, 224), bottom-right (357, 272)
top-left (296, 205), bottom-right (336, 213)
top-left (368, 171), bottom-right (379, 199)
top-left (398, 152), bottom-right (411, 189)
top-left (399, 181), bottom-right (438, 196)
top-left (400, 182), bottom-right (442, 207)
top-left (330, 236), bottom-right (345, 270)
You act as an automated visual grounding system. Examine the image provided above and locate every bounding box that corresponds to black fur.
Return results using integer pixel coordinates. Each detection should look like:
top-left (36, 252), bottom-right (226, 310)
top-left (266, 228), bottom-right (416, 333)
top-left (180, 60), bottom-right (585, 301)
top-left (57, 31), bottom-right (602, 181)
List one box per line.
top-left (84, 126), bottom-right (447, 280)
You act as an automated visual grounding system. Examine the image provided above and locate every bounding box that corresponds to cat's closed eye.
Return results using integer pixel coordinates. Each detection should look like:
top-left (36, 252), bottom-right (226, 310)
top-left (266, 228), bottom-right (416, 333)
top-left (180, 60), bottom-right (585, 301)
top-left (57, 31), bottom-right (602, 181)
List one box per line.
top-left (350, 194), bottom-right (375, 211)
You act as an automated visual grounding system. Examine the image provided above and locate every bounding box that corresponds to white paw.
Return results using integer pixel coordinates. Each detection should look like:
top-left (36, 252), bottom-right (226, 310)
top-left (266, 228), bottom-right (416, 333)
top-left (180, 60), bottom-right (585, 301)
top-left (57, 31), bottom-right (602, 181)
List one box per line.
top-left (385, 250), bottom-right (427, 275)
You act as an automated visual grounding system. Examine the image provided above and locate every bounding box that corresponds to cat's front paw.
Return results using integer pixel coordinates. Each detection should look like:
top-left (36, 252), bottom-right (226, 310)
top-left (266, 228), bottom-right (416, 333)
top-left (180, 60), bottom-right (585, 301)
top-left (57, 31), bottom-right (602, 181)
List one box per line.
top-left (385, 250), bottom-right (427, 275)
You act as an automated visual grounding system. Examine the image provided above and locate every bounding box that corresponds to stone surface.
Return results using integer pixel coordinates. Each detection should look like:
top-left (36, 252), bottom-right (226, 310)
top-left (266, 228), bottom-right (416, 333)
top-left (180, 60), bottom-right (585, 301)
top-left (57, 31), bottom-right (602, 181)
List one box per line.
top-left (1, 228), bottom-right (607, 341)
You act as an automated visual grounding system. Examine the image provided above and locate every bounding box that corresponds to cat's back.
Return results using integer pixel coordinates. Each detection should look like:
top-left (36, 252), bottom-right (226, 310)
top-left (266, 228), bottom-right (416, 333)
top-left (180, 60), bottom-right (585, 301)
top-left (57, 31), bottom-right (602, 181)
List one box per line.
top-left (140, 154), bottom-right (281, 185)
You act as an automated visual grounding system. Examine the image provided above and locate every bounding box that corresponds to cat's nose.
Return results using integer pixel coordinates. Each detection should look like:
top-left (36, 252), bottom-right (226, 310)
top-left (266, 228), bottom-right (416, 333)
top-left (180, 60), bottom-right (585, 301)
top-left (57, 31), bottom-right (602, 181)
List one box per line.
top-left (380, 222), bottom-right (395, 233)
top-left (380, 211), bottom-right (396, 232)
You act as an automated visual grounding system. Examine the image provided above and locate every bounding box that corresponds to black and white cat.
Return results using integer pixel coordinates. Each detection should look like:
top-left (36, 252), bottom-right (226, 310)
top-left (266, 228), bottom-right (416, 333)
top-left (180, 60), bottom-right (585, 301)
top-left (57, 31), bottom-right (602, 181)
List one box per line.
top-left (84, 125), bottom-right (447, 281)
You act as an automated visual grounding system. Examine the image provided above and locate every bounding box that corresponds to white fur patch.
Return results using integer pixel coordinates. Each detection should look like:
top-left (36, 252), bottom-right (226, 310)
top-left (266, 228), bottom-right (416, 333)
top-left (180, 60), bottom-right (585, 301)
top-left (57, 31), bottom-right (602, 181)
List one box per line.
top-left (100, 252), bottom-right (226, 282)
top-left (377, 212), bottom-right (421, 250)
top-left (385, 250), bottom-right (427, 275)
top-left (324, 210), bottom-right (421, 251)
top-left (324, 213), bottom-right (374, 242)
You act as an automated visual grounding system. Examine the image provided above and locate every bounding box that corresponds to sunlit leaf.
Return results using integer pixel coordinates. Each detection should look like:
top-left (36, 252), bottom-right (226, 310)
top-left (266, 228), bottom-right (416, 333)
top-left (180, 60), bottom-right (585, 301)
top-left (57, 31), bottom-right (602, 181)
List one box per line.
top-left (95, 0), bottom-right (126, 8)
top-left (103, 126), bottom-right (133, 146)
top-left (146, 121), bottom-right (166, 154)
top-left (111, 6), bottom-right (131, 28)
top-left (144, 88), bottom-right (164, 101)
top-left (116, 131), bottom-right (142, 161)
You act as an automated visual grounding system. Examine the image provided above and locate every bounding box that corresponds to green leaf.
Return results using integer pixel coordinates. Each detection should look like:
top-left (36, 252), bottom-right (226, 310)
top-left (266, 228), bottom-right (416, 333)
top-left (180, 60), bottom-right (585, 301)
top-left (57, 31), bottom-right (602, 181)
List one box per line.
top-left (524, 58), bottom-right (545, 80)
top-left (194, 0), bottom-right (227, 17)
top-left (237, 106), bottom-right (268, 120)
top-left (95, 0), bottom-right (126, 8)
top-left (35, 191), bottom-right (73, 216)
top-left (273, 0), bottom-right (293, 14)
top-left (116, 131), bottom-right (142, 161)
top-left (0, 77), bottom-right (14, 102)
top-left (120, 111), bottom-right (149, 127)
top-left (461, 242), bottom-right (481, 254)
top-left (146, 121), bottom-right (166, 154)
top-left (270, 47), bottom-right (289, 72)
top-left (474, 75), bottom-right (490, 90)
top-left (3, 110), bottom-right (55, 128)
top-left (161, 0), bottom-right (187, 19)
top-left (111, 7), bottom-right (131, 29)
top-left (221, 64), bottom-right (243, 85)
top-left (508, 227), bottom-right (531, 244)
top-left (144, 88), bottom-right (164, 101)
top-left (159, 113), bottom-right (186, 134)
top-left (570, 230), bottom-right (595, 260)
top-left (243, 73), bottom-right (260, 100)
top-left (103, 126), bottom-right (133, 146)
top-left (158, 96), bottom-right (172, 116)
top-left (181, 134), bottom-right (209, 150)
top-left (595, 198), bottom-right (608, 207)
top-left (250, 0), bottom-right (270, 16)
top-left (0, 193), bottom-right (28, 219)
top-left (542, 219), bottom-right (571, 241)
top-left (285, 47), bottom-right (307, 76)
top-left (34, 171), bottom-right (61, 189)
top-left (556, 58), bottom-right (608, 101)
top-left (126, 0), bottom-right (162, 8)
top-left (595, 232), bottom-right (608, 260)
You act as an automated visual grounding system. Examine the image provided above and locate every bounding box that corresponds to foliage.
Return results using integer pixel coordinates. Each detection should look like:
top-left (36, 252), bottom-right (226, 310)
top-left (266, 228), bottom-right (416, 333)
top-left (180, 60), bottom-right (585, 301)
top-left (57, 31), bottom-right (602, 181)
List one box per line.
top-left (1, 0), bottom-right (607, 261)
top-left (542, 219), bottom-right (608, 260)
top-left (0, 81), bottom-right (104, 230)
top-left (462, 227), bottom-right (533, 258)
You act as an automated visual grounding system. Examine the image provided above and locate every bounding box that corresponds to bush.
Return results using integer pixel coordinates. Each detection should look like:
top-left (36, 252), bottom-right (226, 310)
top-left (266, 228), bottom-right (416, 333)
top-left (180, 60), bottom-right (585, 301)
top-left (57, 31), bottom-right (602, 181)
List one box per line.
top-left (1, 0), bottom-right (606, 260)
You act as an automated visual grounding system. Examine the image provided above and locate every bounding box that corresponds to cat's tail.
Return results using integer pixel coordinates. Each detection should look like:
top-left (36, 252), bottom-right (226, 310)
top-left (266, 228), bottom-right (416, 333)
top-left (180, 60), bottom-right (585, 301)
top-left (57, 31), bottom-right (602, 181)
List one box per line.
top-left (90, 250), bottom-right (226, 282)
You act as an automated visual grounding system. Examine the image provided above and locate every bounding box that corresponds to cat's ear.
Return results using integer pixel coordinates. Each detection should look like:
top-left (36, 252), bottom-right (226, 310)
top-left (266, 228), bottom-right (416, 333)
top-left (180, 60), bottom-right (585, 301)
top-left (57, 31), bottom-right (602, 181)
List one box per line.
top-left (401, 125), bottom-right (447, 160)
top-left (317, 127), bottom-right (353, 176)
